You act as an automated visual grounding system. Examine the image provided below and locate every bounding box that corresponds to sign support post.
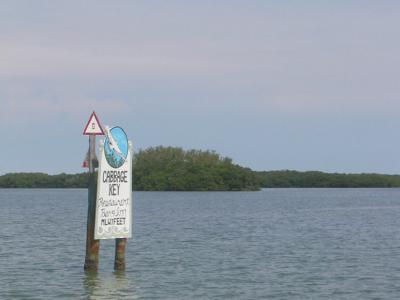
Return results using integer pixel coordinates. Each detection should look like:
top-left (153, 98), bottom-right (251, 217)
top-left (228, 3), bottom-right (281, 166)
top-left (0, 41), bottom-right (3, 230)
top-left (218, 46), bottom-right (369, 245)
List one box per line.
top-left (84, 134), bottom-right (100, 271)
top-left (83, 111), bottom-right (104, 271)
top-left (114, 238), bottom-right (127, 270)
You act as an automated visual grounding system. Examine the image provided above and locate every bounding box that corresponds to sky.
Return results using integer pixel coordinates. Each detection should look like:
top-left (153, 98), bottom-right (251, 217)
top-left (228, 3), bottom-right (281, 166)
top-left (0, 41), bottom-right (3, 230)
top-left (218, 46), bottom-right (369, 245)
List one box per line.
top-left (1, 1), bottom-right (400, 175)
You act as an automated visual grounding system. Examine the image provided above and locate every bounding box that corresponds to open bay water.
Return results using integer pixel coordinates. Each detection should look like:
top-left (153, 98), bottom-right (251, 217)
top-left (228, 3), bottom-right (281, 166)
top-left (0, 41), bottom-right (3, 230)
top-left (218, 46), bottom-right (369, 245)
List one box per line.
top-left (1, 189), bottom-right (400, 299)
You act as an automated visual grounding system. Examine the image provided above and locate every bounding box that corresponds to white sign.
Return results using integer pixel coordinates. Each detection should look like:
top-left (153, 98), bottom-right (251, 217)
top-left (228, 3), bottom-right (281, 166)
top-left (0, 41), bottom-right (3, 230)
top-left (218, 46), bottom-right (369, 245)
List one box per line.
top-left (83, 111), bottom-right (104, 135)
top-left (94, 126), bottom-right (132, 239)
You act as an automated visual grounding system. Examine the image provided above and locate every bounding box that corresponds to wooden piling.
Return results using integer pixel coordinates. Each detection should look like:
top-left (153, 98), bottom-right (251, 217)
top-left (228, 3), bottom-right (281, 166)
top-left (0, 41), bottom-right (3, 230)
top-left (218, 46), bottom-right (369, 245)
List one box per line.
top-left (114, 238), bottom-right (127, 270)
top-left (84, 135), bottom-right (100, 271)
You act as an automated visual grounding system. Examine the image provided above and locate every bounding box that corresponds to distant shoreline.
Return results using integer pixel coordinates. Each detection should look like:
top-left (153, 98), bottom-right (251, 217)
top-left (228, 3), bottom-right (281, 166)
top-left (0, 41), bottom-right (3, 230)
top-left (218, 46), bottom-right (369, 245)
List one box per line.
top-left (2, 146), bottom-right (399, 191)
top-left (256, 170), bottom-right (400, 189)
top-left (1, 170), bottom-right (400, 190)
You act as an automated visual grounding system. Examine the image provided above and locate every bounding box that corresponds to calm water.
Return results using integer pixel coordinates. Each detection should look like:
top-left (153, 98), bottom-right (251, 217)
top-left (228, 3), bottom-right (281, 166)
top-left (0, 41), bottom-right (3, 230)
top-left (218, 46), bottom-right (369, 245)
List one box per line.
top-left (2, 189), bottom-right (400, 299)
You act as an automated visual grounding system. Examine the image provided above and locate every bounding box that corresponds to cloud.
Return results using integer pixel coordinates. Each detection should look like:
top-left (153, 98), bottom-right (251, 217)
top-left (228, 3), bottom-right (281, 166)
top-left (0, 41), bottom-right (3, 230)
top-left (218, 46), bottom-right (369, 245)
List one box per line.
top-left (1, 1), bottom-right (400, 120)
top-left (1, 2), bottom-right (400, 174)
top-left (0, 90), bottom-right (128, 126)
top-left (0, 43), bottom-right (206, 78)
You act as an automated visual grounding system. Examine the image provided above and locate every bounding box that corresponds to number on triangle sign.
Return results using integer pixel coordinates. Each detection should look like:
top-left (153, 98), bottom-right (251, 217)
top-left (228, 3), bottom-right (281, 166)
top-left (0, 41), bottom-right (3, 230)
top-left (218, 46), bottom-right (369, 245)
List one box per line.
top-left (83, 111), bottom-right (104, 135)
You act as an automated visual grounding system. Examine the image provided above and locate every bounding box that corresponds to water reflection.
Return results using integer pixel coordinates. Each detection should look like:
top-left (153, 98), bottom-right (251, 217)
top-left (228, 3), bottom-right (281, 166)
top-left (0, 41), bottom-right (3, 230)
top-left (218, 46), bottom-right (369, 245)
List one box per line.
top-left (83, 270), bottom-right (140, 299)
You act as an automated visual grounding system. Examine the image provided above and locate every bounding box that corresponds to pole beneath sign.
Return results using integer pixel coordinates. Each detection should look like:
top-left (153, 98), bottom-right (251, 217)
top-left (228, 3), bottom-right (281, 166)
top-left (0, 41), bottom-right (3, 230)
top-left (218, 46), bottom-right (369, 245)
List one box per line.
top-left (84, 135), bottom-right (100, 271)
top-left (114, 238), bottom-right (127, 270)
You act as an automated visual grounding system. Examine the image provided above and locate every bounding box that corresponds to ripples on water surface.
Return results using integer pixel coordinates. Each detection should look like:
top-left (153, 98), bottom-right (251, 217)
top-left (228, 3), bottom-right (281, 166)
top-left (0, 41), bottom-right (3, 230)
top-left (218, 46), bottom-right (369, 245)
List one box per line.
top-left (1, 189), bottom-right (400, 299)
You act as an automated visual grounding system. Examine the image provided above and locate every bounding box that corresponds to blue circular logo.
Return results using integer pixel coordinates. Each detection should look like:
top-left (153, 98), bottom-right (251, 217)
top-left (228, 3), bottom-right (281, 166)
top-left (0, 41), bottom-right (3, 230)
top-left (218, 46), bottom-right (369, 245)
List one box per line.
top-left (104, 126), bottom-right (128, 168)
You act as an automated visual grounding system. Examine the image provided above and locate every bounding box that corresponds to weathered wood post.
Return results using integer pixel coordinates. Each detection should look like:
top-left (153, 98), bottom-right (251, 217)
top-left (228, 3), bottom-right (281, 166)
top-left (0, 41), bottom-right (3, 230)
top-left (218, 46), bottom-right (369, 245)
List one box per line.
top-left (113, 139), bottom-right (133, 271)
top-left (83, 112), bottom-right (104, 271)
top-left (84, 135), bottom-right (100, 271)
top-left (114, 238), bottom-right (127, 270)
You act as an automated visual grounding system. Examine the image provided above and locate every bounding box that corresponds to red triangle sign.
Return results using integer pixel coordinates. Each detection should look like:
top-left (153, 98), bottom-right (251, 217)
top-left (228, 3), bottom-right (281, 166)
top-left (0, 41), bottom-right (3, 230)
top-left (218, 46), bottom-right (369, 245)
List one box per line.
top-left (83, 111), bottom-right (104, 135)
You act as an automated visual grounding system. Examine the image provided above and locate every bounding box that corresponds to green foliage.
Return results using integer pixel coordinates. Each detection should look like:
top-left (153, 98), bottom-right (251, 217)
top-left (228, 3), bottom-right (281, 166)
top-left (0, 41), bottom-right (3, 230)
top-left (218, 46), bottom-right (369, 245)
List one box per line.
top-left (132, 146), bottom-right (259, 191)
top-left (3, 149), bottom-right (400, 190)
top-left (256, 170), bottom-right (400, 188)
top-left (0, 146), bottom-right (259, 191)
top-left (0, 172), bottom-right (89, 188)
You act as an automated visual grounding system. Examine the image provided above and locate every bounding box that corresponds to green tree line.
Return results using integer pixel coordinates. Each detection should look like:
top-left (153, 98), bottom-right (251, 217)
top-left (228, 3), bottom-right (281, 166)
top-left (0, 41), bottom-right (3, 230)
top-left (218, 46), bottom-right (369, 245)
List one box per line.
top-left (0, 172), bottom-right (89, 188)
top-left (0, 147), bottom-right (258, 191)
top-left (255, 170), bottom-right (400, 188)
top-left (1, 147), bottom-right (400, 190)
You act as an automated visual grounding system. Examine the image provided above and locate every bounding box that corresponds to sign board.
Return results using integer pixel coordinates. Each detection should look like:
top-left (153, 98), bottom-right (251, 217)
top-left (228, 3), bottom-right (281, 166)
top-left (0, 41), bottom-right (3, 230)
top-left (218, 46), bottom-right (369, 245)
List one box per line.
top-left (83, 111), bottom-right (104, 135)
top-left (94, 126), bottom-right (132, 239)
